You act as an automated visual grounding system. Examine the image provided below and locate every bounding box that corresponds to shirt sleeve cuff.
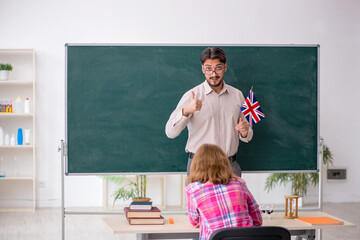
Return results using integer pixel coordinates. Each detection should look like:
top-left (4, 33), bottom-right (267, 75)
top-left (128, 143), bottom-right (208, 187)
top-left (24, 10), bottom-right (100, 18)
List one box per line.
top-left (171, 109), bottom-right (191, 127)
top-left (240, 127), bottom-right (253, 143)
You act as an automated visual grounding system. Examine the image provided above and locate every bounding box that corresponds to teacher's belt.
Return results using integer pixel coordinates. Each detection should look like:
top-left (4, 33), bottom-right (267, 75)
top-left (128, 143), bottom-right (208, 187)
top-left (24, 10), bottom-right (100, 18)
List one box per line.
top-left (188, 152), bottom-right (237, 163)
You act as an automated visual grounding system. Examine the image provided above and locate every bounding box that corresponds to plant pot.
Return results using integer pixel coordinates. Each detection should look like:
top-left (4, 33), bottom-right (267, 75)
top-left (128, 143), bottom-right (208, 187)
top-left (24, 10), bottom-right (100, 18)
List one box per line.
top-left (0, 70), bottom-right (9, 81)
top-left (132, 197), bottom-right (151, 202)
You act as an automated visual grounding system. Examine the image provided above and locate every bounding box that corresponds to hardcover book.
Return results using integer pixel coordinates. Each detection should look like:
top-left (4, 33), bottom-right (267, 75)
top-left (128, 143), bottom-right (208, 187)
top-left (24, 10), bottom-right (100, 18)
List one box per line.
top-left (127, 215), bottom-right (164, 225)
top-left (129, 201), bottom-right (152, 210)
top-left (124, 206), bottom-right (161, 218)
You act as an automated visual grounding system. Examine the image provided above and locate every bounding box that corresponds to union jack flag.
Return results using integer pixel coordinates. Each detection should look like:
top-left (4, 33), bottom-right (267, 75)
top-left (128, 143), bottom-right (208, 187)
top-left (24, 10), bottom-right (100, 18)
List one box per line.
top-left (240, 88), bottom-right (265, 126)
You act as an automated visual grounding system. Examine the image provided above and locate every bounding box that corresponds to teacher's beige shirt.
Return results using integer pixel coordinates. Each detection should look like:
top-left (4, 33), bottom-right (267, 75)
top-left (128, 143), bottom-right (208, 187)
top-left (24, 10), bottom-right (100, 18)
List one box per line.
top-left (165, 80), bottom-right (253, 156)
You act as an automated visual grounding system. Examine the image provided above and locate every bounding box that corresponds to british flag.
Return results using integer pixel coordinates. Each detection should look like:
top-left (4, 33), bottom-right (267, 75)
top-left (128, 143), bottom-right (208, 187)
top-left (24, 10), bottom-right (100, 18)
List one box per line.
top-left (240, 89), bottom-right (265, 126)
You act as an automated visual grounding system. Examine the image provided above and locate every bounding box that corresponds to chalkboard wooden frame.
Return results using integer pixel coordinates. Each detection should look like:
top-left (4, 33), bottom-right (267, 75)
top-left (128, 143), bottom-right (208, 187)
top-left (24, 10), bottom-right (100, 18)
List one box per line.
top-left (65, 44), bottom-right (319, 175)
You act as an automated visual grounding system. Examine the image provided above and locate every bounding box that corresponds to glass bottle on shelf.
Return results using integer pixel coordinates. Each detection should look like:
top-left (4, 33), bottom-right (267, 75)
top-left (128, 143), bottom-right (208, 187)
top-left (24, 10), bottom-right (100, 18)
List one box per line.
top-left (14, 96), bottom-right (24, 113)
top-left (4, 132), bottom-right (10, 145)
top-left (10, 133), bottom-right (16, 146)
top-left (13, 156), bottom-right (19, 176)
top-left (0, 157), bottom-right (5, 177)
top-left (24, 98), bottom-right (30, 113)
top-left (0, 127), bottom-right (3, 145)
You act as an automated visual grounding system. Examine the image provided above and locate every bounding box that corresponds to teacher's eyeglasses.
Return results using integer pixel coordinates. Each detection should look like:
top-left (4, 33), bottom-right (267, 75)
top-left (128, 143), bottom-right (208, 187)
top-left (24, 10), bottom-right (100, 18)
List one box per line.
top-left (204, 66), bottom-right (224, 75)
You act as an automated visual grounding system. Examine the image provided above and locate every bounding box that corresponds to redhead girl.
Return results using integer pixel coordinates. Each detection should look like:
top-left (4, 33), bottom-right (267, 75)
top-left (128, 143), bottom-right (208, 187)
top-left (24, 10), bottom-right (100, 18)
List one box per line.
top-left (185, 144), bottom-right (262, 240)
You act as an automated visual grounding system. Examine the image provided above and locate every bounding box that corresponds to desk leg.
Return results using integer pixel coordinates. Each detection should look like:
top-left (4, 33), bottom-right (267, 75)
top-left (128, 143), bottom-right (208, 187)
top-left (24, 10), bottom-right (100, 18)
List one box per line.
top-left (290, 229), bottom-right (316, 240)
top-left (137, 234), bottom-right (148, 240)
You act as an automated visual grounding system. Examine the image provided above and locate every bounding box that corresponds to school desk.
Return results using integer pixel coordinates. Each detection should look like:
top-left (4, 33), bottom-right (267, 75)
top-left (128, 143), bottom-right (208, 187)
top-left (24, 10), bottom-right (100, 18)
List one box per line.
top-left (103, 211), bottom-right (355, 240)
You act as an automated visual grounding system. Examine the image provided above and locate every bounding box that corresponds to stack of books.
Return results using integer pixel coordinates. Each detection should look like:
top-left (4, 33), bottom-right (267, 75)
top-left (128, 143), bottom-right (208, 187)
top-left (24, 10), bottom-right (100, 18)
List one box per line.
top-left (124, 201), bottom-right (164, 225)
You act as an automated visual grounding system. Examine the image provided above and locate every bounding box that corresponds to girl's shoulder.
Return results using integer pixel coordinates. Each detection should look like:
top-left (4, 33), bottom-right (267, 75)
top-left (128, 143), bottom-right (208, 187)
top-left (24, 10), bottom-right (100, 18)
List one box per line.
top-left (185, 181), bottom-right (212, 193)
top-left (230, 176), bottom-right (247, 185)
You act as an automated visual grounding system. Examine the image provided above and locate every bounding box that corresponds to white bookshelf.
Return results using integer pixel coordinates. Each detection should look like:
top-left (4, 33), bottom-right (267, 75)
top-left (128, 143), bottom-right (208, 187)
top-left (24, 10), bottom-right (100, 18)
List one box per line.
top-left (0, 113), bottom-right (34, 118)
top-left (0, 176), bottom-right (34, 180)
top-left (102, 175), bottom-right (188, 211)
top-left (0, 145), bottom-right (34, 149)
top-left (0, 80), bottom-right (33, 86)
top-left (0, 49), bottom-right (36, 212)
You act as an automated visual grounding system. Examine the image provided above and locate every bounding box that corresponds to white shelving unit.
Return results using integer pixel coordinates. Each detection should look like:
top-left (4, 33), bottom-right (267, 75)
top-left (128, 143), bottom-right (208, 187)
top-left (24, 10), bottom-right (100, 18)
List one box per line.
top-left (102, 175), bottom-right (188, 211)
top-left (0, 49), bottom-right (35, 212)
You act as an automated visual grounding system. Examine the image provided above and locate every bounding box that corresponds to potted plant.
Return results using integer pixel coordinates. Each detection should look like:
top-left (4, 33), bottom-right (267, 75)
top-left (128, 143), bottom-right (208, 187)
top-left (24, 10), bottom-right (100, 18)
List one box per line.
top-left (0, 63), bottom-right (13, 81)
top-left (102, 174), bottom-right (150, 206)
top-left (264, 138), bottom-right (333, 206)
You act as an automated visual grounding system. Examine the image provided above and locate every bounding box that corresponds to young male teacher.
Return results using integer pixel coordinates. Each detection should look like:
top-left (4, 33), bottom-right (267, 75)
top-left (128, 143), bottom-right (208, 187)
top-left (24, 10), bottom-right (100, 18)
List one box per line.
top-left (165, 47), bottom-right (252, 176)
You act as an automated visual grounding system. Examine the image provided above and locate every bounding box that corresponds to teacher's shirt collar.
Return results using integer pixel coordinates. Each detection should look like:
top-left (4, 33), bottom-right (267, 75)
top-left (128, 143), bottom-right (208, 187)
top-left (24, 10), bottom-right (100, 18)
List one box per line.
top-left (204, 80), bottom-right (229, 95)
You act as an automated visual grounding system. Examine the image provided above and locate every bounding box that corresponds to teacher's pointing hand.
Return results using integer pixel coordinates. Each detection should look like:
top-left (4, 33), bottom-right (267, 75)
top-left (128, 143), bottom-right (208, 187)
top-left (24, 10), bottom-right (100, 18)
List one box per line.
top-left (182, 91), bottom-right (202, 117)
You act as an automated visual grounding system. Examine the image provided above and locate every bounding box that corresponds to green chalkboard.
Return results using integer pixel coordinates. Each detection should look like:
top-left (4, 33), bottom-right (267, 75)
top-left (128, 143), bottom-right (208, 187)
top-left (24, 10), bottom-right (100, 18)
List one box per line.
top-left (66, 45), bottom-right (318, 174)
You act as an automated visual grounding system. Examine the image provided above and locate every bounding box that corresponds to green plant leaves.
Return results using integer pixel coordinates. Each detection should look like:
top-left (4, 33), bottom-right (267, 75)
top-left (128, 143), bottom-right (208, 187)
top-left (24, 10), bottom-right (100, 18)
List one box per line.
top-left (264, 138), bottom-right (333, 197)
top-left (100, 175), bottom-right (147, 206)
top-left (0, 64), bottom-right (13, 71)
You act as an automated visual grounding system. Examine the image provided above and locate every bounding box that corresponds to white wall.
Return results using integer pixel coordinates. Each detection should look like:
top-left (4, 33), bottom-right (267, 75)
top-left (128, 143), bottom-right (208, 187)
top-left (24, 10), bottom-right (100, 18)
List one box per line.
top-left (1, 0), bottom-right (359, 207)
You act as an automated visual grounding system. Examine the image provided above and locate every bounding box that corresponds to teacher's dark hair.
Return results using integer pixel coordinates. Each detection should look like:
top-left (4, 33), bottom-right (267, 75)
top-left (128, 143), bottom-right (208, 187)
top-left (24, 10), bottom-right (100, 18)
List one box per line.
top-left (200, 47), bottom-right (227, 65)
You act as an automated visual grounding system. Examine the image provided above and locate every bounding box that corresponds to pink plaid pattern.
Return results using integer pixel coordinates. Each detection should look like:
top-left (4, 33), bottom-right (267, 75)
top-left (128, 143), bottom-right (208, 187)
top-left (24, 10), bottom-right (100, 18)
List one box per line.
top-left (185, 177), bottom-right (262, 240)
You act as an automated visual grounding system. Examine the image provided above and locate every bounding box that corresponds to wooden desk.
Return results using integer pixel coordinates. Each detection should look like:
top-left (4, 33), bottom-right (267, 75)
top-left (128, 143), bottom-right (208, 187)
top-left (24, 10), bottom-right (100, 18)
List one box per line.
top-left (103, 211), bottom-right (355, 240)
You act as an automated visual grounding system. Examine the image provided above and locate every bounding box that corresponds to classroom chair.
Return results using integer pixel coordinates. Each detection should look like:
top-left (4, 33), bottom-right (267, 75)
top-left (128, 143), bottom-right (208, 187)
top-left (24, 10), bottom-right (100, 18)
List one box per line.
top-left (209, 226), bottom-right (291, 240)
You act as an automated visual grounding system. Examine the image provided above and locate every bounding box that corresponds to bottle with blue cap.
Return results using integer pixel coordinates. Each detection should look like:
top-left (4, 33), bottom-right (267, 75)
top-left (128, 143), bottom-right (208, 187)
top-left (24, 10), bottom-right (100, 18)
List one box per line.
top-left (17, 128), bottom-right (23, 145)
